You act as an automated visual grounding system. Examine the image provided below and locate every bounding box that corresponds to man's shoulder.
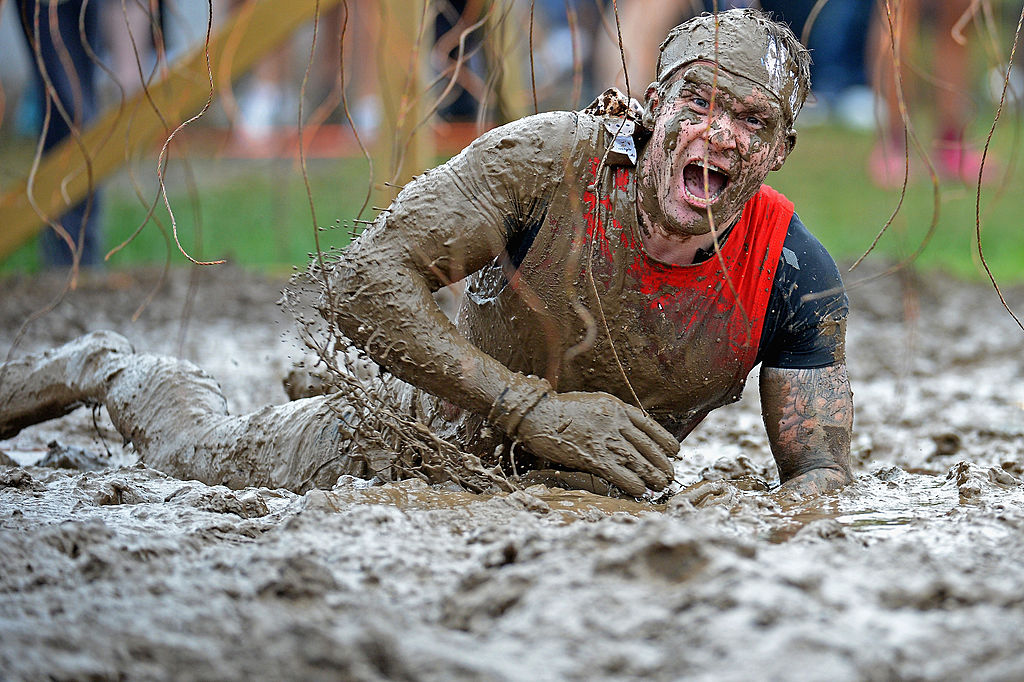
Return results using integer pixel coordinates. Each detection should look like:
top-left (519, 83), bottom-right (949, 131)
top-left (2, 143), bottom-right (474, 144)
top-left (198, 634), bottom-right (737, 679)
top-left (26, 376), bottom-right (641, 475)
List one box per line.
top-left (443, 111), bottom-right (583, 182)
top-left (464, 87), bottom-right (647, 162)
top-left (468, 111), bottom-right (582, 153)
top-left (748, 185), bottom-right (796, 223)
top-left (780, 213), bottom-right (842, 281)
top-left (741, 187), bottom-right (842, 281)
top-left (773, 212), bottom-right (848, 316)
top-left (757, 213), bottom-right (848, 369)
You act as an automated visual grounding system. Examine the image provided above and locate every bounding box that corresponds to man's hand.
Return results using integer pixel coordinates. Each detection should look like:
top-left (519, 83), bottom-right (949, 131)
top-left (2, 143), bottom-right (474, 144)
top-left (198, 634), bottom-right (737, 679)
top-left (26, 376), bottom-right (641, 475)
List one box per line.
top-left (760, 364), bottom-right (854, 501)
top-left (770, 467), bottom-right (851, 505)
top-left (513, 391), bottom-right (678, 496)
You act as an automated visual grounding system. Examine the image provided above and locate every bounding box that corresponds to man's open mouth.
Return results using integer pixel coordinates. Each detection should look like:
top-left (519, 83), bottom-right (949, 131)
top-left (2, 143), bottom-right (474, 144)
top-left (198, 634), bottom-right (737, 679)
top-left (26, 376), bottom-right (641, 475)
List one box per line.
top-left (682, 161), bottom-right (729, 206)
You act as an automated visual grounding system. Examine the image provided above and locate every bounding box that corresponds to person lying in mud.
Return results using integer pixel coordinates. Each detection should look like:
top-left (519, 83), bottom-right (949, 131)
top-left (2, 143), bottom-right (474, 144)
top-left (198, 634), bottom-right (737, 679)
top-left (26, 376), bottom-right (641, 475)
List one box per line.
top-left (0, 9), bottom-right (852, 501)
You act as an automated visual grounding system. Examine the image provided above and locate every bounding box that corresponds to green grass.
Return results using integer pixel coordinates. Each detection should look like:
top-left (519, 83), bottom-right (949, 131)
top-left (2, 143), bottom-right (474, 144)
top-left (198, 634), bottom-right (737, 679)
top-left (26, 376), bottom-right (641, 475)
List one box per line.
top-left (1, 156), bottom-right (373, 274)
top-left (3, 123), bottom-right (1023, 283)
top-left (771, 124), bottom-right (1024, 283)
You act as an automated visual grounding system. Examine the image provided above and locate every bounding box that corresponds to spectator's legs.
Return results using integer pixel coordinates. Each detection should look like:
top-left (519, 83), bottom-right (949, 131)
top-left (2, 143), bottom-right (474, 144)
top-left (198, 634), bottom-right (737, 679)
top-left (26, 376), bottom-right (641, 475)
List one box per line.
top-left (868, 0), bottom-right (993, 186)
top-left (16, 0), bottom-right (104, 267)
top-left (868, 0), bottom-right (919, 187)
top-left (597, 0), bottom-right (687, 96)
top-left (101, 0), bottom-right (157, 95)
top-left (931, 0), bottom-right (992, 183)
top-left (933, 0), bottom-right (973, 138)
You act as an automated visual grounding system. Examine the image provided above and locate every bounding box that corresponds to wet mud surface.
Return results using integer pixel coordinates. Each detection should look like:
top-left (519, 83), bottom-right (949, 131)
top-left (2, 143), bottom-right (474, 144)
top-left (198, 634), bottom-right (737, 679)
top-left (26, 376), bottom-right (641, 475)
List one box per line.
top-left (2, 265), bottom-right (1023, 680)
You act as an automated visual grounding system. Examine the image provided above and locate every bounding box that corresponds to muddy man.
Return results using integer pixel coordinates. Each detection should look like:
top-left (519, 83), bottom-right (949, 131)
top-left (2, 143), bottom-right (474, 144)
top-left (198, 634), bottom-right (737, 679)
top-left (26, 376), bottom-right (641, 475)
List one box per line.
top-left (0, 9), bottom-right (852, 499)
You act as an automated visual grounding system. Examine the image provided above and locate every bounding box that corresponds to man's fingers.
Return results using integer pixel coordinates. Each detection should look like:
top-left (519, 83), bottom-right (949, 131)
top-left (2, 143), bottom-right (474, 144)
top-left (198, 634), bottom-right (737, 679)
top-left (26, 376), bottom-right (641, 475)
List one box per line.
top-left (627, 410), bottom-right (679, 459)
top-left (620, 425), bottom-right (674, 482)
top-left (607, 440), bottom-right (661, 486)
top-left (598, 459), bottom-right (648, 497)
top-left (527, 432), bottom-right (647, 496)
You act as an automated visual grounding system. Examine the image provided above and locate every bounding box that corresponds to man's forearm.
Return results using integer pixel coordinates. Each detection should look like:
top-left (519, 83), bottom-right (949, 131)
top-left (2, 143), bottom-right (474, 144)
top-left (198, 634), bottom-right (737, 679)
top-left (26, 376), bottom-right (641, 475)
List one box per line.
top-left (325, 242), bottom-right (541, 422)
top-left (760, 364), bottom-right (854, 493)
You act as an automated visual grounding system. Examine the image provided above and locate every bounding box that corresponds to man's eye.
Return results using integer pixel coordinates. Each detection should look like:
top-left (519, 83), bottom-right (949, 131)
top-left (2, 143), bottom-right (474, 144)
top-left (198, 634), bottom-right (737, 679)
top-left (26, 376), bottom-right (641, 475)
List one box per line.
top-left (692, 96), bottom-right (710, 110)
top-left (745, 115), bottom-right (763, 127)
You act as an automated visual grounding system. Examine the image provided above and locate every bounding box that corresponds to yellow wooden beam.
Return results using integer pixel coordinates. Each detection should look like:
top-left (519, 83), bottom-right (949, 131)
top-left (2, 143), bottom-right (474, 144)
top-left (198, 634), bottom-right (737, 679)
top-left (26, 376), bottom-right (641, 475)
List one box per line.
top-left (373, 0), bottom-right (433, 205)
top-left (486, 0), bottom-right (528, 123)
top-left (0, 0), bottom-right (343, 260)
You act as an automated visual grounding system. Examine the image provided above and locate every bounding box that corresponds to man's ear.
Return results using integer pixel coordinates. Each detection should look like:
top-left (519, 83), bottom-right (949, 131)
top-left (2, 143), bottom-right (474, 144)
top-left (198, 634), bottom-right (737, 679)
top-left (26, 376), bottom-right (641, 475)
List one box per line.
top-left (771, 130), bottom-right (797, 171)
top-left (641, 82), bottom-right (660, 131)
top-left (644, 83), bottom-right (660, 112)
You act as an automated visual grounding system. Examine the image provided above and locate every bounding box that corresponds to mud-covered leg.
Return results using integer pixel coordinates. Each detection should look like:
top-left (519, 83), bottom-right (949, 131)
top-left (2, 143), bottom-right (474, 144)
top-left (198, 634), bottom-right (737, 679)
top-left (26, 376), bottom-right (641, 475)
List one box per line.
top-left (0, 330), bottom-right (135, 440)
top-left (185, 395), bottom-right (371, 492)
top-left (90, 351), bottom-right (380, 491)
top-left (1, 332), bottom-right (383, 491)
top-left (103, 354), bottom-right (368, 491)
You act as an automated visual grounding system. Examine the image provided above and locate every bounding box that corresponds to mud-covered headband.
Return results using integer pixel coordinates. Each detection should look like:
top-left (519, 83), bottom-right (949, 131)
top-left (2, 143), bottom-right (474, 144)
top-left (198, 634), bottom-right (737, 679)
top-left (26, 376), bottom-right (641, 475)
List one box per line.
top-left (656, 8), bottom-right (809, 127)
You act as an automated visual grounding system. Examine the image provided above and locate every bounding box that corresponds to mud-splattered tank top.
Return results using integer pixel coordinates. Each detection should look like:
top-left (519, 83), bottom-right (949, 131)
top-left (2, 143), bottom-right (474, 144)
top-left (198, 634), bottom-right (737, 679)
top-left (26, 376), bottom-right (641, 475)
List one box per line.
top-left (451, 113), bottom-right (792, 440)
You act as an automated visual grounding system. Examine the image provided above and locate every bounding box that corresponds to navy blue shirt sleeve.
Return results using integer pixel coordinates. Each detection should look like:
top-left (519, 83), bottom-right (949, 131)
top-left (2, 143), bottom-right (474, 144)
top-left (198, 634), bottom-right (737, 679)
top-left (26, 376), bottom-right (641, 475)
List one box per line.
top-left (756, 213), bottom-right (849, 369)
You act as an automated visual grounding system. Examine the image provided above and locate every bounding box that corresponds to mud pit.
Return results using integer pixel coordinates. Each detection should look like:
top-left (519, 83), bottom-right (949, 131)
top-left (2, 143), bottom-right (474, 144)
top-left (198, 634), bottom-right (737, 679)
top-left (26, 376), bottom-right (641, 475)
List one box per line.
top-left (1, 265), bottom-right (1023, 680)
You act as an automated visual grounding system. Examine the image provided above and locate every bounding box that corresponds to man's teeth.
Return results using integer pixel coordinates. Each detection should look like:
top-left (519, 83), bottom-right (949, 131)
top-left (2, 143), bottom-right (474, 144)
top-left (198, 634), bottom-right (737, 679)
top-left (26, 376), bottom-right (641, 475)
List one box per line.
top-left (695, 161), bottom-right (726, 176)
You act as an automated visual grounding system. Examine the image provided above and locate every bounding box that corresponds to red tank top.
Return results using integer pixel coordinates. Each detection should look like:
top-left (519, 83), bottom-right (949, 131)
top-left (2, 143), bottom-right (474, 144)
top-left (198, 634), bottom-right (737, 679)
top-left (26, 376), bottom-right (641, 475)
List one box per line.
top-left (628, 184), bottom-right (794, 378)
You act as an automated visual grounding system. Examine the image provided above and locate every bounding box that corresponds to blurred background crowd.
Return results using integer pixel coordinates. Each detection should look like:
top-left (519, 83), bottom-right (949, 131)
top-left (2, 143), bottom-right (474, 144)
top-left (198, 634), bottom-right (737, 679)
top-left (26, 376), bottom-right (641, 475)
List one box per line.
top-left (0, 0), bottom-right (1021, 273)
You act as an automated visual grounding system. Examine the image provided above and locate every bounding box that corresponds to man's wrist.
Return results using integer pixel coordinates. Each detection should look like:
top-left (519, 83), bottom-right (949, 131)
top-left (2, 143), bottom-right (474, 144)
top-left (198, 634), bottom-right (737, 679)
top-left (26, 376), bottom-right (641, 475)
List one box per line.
top-left (487, 375), bottom-right (551, 438)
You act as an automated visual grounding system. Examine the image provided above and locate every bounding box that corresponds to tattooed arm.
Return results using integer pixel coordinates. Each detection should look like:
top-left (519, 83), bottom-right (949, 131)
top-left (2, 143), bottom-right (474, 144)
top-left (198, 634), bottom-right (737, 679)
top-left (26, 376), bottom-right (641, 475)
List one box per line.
top-left (759, 363), bottom-right (854, 500)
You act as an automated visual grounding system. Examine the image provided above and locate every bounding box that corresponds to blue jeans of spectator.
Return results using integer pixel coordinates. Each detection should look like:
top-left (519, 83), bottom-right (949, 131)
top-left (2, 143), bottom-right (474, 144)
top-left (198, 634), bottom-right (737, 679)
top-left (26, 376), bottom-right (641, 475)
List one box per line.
top-left (16, 0), bottom-right (103, 267)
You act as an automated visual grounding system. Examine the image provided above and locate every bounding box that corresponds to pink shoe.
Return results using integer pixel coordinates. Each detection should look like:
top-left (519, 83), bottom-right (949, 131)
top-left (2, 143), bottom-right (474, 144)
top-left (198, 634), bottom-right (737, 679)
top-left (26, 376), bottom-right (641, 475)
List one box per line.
top-left (869, 142), bottom-right (912, 189)
top-left (934, 136), bottom-right (999, 185)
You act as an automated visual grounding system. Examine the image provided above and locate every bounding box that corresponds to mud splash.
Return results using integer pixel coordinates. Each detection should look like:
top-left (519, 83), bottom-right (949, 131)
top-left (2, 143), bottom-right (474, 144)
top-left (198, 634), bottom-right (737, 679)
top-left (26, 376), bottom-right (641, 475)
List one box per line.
top-left (2, 265), bottom-right (1024, 680)
top-left (321, 476), bottom-right (664, 520)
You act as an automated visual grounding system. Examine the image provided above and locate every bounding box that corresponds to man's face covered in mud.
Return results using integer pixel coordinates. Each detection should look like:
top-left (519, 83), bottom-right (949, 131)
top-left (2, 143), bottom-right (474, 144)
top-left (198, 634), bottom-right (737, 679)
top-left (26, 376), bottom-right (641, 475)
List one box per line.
top-left (637, 10), bottom-right (808, 238)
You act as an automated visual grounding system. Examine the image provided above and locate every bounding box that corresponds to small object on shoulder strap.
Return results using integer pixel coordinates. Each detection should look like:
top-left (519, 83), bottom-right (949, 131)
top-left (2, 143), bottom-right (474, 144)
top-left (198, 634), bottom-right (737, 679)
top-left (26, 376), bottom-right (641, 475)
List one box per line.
top-left (582, 87), bottom-right (647, 167)
top-left (582, 87), bottom-right (644, 120)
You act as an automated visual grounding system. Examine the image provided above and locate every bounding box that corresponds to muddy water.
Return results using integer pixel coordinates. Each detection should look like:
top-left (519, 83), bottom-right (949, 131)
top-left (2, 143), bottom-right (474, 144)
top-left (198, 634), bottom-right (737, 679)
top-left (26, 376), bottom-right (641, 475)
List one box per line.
top-left (2, 266), bottom-right (1024, 680)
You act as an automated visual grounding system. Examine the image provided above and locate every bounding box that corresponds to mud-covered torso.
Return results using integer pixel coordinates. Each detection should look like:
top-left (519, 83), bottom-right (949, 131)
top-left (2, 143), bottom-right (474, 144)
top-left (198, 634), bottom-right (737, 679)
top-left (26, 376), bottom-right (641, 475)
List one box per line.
top-left (452, 113), bottom-right (786, 440)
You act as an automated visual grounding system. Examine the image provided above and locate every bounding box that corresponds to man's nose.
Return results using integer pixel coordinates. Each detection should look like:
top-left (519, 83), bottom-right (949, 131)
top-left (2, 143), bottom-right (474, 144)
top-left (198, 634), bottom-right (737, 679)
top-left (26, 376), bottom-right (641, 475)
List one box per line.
top-left (703, 116), bottom-right (737, 149)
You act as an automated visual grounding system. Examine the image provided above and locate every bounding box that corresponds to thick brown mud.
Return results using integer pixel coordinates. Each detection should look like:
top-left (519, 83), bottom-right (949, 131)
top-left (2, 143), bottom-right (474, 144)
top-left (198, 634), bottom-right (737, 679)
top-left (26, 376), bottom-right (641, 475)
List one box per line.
top-left (2, 264), bottom-right (1023, 680)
